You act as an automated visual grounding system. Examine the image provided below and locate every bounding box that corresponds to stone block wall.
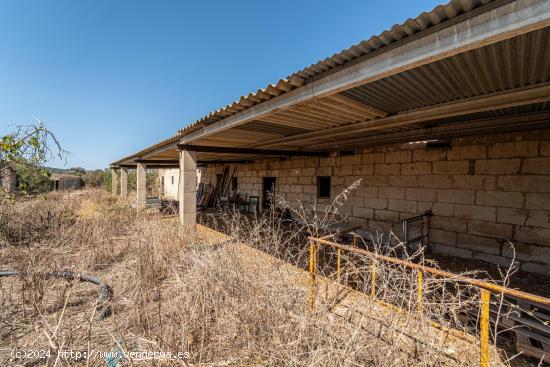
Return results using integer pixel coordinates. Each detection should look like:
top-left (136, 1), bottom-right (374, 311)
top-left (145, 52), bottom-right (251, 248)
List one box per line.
top-left (200, 129), bottom-right (550, 274)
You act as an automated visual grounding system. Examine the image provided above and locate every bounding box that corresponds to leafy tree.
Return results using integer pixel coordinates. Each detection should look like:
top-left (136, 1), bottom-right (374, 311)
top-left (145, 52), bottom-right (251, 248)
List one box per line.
top-left (70, 167), bottom-right (86, 175)
top-left (1, 120), bottom-right (67, 196)
top-left (82, 169), bottom-right (104, 187)
top-left (14, 164), bottom-right (53, 193)
top-left (101, 169), bottom-right (112, 192)
top-left (99, 168), bottom-right (159, 195)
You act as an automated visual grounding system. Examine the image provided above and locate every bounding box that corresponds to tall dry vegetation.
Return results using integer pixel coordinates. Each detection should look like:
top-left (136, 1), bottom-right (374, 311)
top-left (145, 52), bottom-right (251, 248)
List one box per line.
top-left (0, 188), bottom-right (522, 366)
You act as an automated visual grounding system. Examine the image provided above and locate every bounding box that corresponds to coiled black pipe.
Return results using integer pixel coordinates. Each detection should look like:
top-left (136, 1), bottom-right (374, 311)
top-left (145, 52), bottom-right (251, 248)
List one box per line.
top-left (0, 270), bottom-right (113, 319)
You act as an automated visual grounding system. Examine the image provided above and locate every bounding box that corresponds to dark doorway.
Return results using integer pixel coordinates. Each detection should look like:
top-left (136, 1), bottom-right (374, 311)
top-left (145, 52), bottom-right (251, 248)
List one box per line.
top-left (262, 177), bottom-right (276, 210)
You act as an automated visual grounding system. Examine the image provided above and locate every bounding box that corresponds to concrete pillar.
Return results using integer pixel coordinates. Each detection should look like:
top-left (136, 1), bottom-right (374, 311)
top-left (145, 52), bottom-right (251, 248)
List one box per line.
top-left (136, 163), bottom-right (147, 210)
top-left (111, 168), bottom-right (118, 195)
top-left (120, 167), bottom-right (128, 198)
top-left (178, 150), bottom-right (197, 228)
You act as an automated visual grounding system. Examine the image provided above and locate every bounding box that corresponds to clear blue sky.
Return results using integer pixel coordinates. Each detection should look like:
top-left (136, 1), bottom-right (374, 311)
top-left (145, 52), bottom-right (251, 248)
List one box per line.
top-left (0, 0), bottom-right (443, 169)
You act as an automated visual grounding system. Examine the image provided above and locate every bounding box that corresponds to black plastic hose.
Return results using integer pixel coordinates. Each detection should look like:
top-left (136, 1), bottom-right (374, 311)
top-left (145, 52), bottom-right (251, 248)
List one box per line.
top-left (0, 270), bottom-right (113, 319)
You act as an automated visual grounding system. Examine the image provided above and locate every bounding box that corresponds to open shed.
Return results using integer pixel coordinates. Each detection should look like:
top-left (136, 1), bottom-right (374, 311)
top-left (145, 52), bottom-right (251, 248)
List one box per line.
top-left (111, 0), bottom-right (550, 274)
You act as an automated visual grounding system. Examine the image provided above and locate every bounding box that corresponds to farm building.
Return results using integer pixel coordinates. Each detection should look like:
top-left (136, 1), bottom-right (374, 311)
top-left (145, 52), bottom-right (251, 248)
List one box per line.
top-left (111, 0), bottom-right (550, 274)
top-left (50, 173), bottom-right (83, 191)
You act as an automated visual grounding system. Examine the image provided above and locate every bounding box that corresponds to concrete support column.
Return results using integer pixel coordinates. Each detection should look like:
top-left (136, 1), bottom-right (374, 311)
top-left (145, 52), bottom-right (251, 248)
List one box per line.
top-left (178, 150), bottom-right (197, 228)
top-left (120, 167), bottom-right (128, 198)
top-left (111, 168), bottom-right (118, 195)
top-left (136, 163), bottom-right (147, 210)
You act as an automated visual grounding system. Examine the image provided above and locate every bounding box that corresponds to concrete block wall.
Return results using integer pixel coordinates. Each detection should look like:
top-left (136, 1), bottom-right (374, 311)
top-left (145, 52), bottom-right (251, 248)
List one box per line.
top-left (158, 167), bottom-right (203, 200)
top-left (201, 129), bottom-right (550, 274)
top-left (159, 168), bottom-right (179, 199)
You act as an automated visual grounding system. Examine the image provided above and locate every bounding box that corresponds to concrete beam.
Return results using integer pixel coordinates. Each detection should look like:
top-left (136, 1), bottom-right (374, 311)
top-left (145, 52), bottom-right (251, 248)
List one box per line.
top-left (111, 168), bottom-right (118, 195)
top-left (178, 144), bottom-right (329, 156)
top-left (180, 0), bottom-right (550, 144)
top-left (135, 159), bottom-right (179, 164)
top-left (178, 150), bottom-right (197, 228)
top-left (252, 82), bottom-right (550, 148)
top-left (120, 167), bottom-right (128, 199)
top-left (136, 162), bottom-right (146, 210)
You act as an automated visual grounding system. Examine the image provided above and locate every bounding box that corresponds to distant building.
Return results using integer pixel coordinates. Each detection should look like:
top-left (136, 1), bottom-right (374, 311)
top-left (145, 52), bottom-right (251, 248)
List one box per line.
top-left (0, 166), bottom-right (18, 193)
top-left (50, 173), bottom-right (83, 191)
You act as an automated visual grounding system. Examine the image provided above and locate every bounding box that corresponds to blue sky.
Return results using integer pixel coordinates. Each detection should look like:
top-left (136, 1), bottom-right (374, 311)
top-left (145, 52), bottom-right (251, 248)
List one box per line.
top-left (0, 0), bottom-right (443, 169)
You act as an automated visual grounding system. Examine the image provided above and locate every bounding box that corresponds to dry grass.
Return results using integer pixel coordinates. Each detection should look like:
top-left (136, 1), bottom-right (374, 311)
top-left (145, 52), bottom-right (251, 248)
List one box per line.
top-left (0, 188), bottom-right (530, 366)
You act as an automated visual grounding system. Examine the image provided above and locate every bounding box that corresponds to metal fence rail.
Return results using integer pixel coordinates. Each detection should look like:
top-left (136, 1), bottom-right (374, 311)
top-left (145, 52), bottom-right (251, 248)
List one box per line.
top-left (308, 236), bottom-right (550, 367)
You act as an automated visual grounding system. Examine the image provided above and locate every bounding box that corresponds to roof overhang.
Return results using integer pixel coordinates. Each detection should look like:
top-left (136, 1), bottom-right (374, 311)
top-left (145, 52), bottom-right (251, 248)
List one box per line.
top-left (112, 0), bottom-right (550, 167)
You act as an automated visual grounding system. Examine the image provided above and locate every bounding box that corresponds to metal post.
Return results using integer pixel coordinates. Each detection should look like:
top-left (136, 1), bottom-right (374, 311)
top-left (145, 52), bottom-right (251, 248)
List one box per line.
top-left (417, 271), bottom-right (423, 315)
top-left (309, 240), bottom-right (316, 310)
top-left (480, 289), bottom-right (490, 367)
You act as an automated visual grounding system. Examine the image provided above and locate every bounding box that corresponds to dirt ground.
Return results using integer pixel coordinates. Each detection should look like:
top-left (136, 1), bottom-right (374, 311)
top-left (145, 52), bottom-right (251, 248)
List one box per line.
top-left (1, 191), bottom-right (547, 366)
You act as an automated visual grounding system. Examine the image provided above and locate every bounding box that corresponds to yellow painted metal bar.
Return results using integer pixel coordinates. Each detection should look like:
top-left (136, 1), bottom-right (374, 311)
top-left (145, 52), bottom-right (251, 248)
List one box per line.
top-left (480, 289), bottom-right (490, 367)
top-left (309, 240), bottom-right (315, 309)
top-left (309, 236), bottom-right (550, 306)
top-left (417, 271), bottom-right (423, 315)
top-left (371, 261), bottom-right (376, 298)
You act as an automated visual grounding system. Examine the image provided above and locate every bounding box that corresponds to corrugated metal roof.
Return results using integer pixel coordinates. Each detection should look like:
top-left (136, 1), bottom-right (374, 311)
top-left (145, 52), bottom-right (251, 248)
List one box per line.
top-left (113, 0), bottom-right (503, 165)
top-left (111, 133), bottom-right (181, 166)
top-left (176, 0), bottom-right (497, 136)
top-left (342, 27), bottom-right (550, 113)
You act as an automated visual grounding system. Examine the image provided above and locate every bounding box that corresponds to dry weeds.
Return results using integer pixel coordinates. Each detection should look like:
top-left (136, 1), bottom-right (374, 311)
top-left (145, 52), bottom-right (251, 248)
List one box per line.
top-left (0, 188), bottom-right (532, 366)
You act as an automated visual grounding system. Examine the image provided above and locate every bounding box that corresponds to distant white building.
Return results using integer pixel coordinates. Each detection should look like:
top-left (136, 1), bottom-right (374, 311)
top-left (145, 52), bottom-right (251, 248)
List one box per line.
top-left (158, 167), bottom-right (201, 200)
top-left (50, 173), bottom-right (83, 191)
top-left (158, 168), bottom-right (179, 199)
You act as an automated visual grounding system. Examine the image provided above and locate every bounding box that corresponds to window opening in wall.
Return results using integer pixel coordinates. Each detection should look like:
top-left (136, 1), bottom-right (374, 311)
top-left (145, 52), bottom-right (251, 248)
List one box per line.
top-left (426, 139), bottom-right (451, 149)
top-left (317, 176), bottom-right (331, 198)
top-left (171, 176), bottom-right (174, 185)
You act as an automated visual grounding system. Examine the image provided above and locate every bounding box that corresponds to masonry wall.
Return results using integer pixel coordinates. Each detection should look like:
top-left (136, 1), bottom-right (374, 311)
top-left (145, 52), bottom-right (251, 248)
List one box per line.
top-left (201, 129), bottom-right (550, 274)
top-left (158, 167), bottom-right (203, 199)
top-left (159, 168), bottom-right (179, 199)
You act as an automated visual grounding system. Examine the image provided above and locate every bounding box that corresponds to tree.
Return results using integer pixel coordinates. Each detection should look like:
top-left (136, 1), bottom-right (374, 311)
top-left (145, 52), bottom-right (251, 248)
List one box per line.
top-left (101, 169), bottom-right (112, 192)
top-left (70, 167), bottom-right (86, 175)
top-left (82, 169), bottom-right (104, 188)
top-left (1, 120), bottom-right (68, 196)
